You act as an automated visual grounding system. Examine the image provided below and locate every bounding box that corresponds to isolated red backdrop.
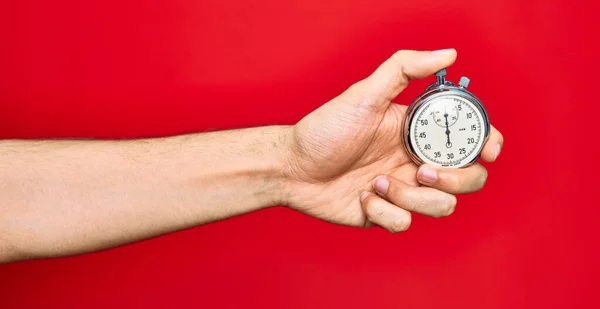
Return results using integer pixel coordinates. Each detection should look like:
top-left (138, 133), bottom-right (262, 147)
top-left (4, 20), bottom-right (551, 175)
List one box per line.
top-left (1, 0), bottom-right (598, 308)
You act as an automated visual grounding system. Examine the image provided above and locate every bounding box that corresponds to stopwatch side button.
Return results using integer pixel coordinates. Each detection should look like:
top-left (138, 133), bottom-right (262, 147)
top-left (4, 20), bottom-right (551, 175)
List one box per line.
top-left (459, 76), bottom-right (470, 88)
top-left (435, 69), bottom-right (447, 86)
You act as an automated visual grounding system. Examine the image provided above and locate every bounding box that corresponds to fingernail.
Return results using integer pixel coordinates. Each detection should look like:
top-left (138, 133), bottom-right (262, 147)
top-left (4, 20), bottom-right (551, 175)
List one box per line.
top-left (418, 166), bottom-right (438, 183)
top-left (373, 176), bottom-right (389, 194)
top-left (360, 192), bottom-right (369, 202)
top-left (431, 48), bottom-right (455, 56)
top-left (494, 144), bottom-right (502, 160)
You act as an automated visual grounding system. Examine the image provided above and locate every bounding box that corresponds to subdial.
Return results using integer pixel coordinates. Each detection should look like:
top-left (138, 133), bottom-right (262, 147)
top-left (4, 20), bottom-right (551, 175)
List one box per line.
top-left (432, 100), bottom-right (459, 128)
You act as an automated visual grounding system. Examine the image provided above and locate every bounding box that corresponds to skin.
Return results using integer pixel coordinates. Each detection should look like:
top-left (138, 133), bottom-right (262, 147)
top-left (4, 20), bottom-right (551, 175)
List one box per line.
top-left (0, 49), bottom-right (503, 264)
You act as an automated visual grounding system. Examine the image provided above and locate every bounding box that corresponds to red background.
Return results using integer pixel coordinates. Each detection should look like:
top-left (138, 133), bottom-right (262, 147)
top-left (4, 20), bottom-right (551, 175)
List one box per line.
top-left (1, 0), bottom-right (598, 308)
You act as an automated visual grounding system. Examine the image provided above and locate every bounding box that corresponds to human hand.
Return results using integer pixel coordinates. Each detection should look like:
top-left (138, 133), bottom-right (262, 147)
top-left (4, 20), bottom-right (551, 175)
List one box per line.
top-left (280, 49), bottom-right (504, 232)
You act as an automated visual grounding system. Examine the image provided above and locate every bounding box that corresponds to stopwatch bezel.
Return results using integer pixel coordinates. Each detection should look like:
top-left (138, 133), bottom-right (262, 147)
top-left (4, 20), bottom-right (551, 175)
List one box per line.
top-left (401, 84), bottom-right (490, 168)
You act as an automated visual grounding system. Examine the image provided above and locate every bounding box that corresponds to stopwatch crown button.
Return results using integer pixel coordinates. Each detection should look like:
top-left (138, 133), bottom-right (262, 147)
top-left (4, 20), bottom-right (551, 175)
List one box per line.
top-left (435, 69), bottom-right (447, 86)
top-left (459, 76), bottom-right (470, 88)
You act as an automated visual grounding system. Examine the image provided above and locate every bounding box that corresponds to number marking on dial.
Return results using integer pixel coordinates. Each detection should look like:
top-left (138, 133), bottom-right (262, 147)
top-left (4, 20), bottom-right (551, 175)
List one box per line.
top-left (411, 96), bottom-right (484, 167)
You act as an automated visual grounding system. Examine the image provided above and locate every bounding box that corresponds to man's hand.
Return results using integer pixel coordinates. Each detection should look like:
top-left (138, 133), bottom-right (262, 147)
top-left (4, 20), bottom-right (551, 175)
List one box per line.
top-left (0, 49), bottom-right (503, 263)
top-left (281, 49), bottom-right (504, 232)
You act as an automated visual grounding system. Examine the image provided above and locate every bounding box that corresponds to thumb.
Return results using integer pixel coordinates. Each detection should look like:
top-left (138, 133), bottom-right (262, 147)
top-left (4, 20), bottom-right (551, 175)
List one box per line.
top-left (351, 49), bottom-right (457, 111)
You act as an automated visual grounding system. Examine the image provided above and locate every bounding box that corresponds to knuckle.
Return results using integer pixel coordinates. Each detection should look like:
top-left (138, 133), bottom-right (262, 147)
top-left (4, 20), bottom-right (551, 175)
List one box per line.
top-left (392, 49), bottom-right (410, 60)
top-left (451, 175), bottom-right (463, 194)
top-left (345, 82), bottom-right (374, 110)
top-left (496, 130), bottom-right (504, 145)
top-left (403, 193), bottom-right (423, 213)
top-left (439, 196), bottom-right (457, 217)
top-left (0, 230), bottom-right (19, 263)
top-left (477, 167), bottom-right (489, 190)
top-left (365, 198), bottom-right (386, 220)
top-left (389, 216), bottom-right (411, 233)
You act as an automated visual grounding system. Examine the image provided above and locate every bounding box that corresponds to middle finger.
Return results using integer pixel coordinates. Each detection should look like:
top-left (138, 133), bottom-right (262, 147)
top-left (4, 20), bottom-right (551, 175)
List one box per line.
top-left (372, 175), bottom-right (457, 218)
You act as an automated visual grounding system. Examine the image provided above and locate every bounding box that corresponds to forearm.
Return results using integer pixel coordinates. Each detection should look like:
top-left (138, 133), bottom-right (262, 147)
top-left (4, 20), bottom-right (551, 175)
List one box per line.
top-left (0, 126), bottom-right (291, 263)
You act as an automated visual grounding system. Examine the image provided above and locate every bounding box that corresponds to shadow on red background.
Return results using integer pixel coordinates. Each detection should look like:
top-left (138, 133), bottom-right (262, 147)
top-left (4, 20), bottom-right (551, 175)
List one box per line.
top-left (0, 0), bottom-right (598, 308)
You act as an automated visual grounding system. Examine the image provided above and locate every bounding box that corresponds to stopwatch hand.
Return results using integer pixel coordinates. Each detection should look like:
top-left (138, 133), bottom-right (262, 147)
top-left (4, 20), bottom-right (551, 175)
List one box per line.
top-left (444, 113), bottom-right (452, 147)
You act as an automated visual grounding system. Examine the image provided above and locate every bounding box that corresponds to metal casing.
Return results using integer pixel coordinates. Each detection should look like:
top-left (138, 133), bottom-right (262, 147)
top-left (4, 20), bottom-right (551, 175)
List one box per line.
top-left (401, 81), bottom-right (491, 168)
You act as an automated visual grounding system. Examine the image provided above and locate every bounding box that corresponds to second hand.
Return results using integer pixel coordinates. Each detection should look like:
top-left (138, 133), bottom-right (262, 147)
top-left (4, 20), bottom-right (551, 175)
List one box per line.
top-left (444, 106), bottom-right (452, 148)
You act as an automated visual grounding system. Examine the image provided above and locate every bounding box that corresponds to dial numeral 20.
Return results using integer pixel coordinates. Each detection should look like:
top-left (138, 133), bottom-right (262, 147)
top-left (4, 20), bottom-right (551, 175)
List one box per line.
top-left (467, 138), bottom-right (475, 144)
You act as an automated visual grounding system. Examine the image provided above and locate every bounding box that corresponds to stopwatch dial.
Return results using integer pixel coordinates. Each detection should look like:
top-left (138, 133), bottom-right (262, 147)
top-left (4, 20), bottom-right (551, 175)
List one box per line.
top-left (432, 99), bottom-right (459, 127)
top-left (410, 96), bottom-right (485, 167)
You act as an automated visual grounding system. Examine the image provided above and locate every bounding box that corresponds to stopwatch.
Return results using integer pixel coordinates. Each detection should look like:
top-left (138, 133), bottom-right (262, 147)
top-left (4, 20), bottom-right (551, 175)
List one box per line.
top-left (401, 68), bottom-right (490, 168)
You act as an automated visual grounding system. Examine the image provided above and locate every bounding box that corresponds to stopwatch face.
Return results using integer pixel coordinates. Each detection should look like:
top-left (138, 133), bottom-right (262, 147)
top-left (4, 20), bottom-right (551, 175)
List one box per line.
top-left (409, 95), bottom-right (486, 168)
top-left (432, 102), bottom-right (459, 127)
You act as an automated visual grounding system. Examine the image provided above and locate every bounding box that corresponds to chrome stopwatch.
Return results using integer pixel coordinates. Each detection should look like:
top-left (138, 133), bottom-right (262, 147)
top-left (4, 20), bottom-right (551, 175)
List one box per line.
top-left (401, 68), bottom-right (490, 168)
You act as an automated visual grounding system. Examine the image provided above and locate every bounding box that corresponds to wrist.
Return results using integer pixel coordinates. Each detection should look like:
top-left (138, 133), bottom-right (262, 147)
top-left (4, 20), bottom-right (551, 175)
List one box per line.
top-left (267, 125), bottom-right (295, 207)
top-left (242, 125), bottom-right (295, 208)
top-left (269, 125), bottom-right (309, 209)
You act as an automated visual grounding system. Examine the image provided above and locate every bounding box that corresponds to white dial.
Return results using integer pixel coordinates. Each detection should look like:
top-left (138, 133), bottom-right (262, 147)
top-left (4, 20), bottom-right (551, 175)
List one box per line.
top-left (432, 100), bottom-right (459, 128)
top-left (409, 95), bottom-right (486, 168)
